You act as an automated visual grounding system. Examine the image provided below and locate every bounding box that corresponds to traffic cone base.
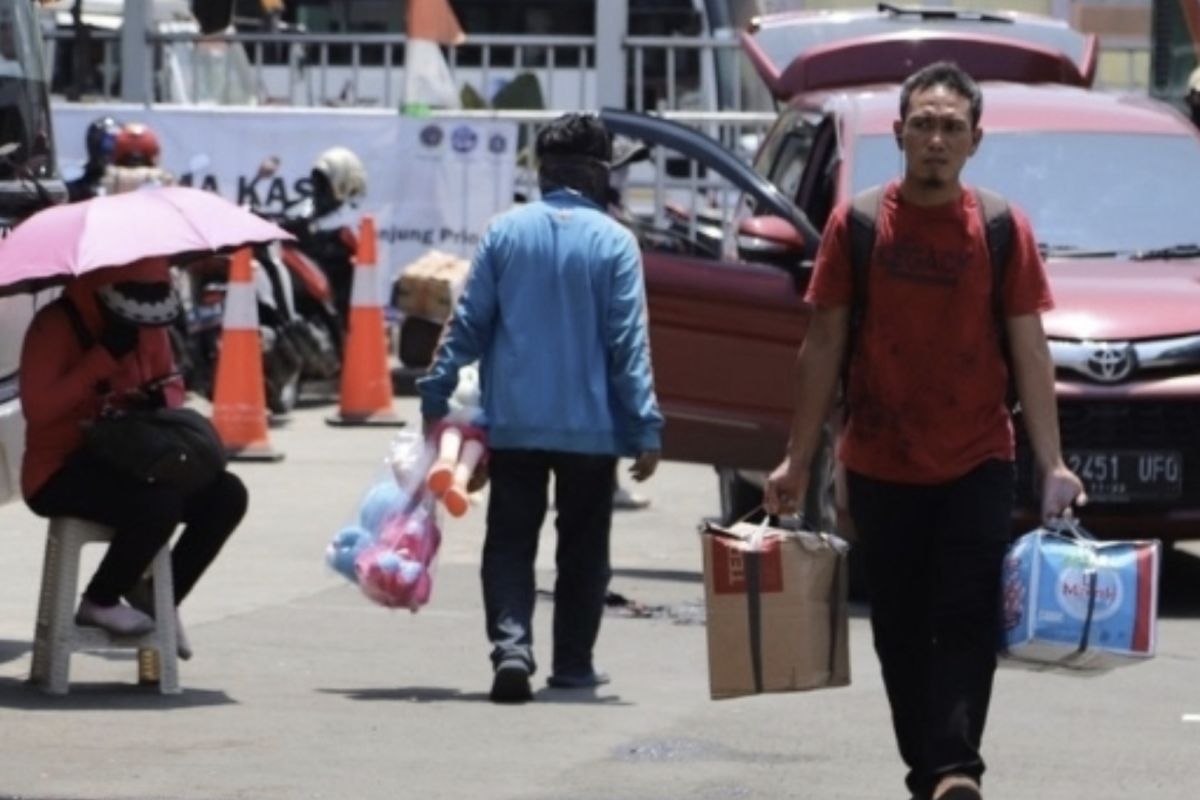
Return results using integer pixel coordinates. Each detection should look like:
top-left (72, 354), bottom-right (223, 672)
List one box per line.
top-left (325, 410), bottom-right (407, 427)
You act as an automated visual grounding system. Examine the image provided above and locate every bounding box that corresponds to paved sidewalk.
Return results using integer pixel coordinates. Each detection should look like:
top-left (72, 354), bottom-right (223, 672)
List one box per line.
top-left (2, 395), bottom-right (1198, 800)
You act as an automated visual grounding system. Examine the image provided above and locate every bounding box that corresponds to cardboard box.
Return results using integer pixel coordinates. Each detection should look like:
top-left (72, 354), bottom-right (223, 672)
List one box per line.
top-left (701, 520), bottom-right (851, 699)
top-left (1000, 525), bottom-right (1160, 672)
top-left (394, 250), bottom-right (470, 323)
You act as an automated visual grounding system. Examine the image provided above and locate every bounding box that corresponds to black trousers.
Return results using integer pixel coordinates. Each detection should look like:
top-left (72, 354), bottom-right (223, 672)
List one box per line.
top-left (482, 448), bottom-right (617, 677)
top-left (846, 459), bottom-right (1014, 800)
top-left (27, 451), bottom-right (248, 607)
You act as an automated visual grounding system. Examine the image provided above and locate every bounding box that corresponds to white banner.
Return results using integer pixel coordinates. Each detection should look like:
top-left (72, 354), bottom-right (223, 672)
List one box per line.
top-left (51, 104), bottom-right (516, 282)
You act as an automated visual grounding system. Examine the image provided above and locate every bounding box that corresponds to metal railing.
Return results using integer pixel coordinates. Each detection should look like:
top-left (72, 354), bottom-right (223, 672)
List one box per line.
top-left (43, 26), bottom-right (1154, 109)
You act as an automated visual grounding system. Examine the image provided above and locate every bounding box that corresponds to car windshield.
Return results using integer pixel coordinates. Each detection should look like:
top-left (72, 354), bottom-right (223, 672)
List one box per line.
top-left (852, 131), bottom-right (1200, 255)
top-left (0, 0), bottom-right (54, 179)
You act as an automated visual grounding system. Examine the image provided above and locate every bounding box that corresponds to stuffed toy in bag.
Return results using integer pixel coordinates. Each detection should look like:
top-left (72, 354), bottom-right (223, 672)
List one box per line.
top-left (425, 365), bottom-right (488, 518)
top-left (355, 505), bottom-right (442, 610)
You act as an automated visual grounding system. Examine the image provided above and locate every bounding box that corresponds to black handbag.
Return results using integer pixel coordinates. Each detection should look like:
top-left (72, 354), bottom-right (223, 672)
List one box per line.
top-left (82, 406), bottom-right (227, 493)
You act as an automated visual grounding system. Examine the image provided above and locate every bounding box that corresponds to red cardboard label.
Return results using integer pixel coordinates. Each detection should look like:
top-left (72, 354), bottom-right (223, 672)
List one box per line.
top-left (710, 536), bottom-right (783, 595)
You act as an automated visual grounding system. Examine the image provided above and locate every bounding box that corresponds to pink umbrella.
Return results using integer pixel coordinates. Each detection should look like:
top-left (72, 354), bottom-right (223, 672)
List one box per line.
top-left (0, 186), bottom-right (293, 294)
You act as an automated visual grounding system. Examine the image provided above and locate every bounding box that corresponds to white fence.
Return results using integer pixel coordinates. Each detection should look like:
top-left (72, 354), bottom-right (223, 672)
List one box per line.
top-left (43, 27), bottom-right (1151, 111)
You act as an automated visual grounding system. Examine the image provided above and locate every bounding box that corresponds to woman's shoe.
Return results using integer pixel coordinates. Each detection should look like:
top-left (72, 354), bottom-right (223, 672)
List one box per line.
top-left (123, 581), bottom-right (193, 660)
top-left (75, 597), bottom-right (155, 636)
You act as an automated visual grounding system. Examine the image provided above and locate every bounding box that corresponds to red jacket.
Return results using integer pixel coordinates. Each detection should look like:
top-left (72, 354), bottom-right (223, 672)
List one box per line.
top-left (20, 272), bottom-right (184, 498)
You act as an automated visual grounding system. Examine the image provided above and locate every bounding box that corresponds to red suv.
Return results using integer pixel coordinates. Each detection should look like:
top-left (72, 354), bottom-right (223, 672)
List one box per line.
top-left (603, 6), bottom-right (1200, 543)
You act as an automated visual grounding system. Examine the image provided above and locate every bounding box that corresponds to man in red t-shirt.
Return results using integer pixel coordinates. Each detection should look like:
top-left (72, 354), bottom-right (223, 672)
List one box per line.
top-left (764, 62), bottom-right (1086, 800)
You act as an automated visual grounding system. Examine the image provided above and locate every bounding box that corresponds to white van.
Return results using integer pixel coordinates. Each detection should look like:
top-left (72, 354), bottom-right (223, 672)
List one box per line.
top-left (40, 0), bottom-right (258, 104)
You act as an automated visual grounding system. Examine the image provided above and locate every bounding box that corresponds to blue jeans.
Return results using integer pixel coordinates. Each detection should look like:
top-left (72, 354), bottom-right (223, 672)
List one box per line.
top-left (482, 449), bottom-right (617, 677)
top-left (847, 459), bottom-right (1014, 799)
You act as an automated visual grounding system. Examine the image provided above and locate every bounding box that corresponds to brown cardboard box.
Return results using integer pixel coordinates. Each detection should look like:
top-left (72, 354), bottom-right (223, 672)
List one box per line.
top-left (701, 520), bottom-right (851, 700)
top-left (394, 250), bottom-right (470, 323)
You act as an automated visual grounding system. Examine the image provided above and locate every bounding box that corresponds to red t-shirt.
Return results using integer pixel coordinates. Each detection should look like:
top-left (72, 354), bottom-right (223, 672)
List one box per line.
top-left (806, 182), bottom-right (1053, 484)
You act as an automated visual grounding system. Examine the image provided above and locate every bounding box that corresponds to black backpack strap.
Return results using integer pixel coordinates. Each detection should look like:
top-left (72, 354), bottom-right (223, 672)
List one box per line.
top-left (57, 296), bottom-right (95, 349)
top-left (972, 187), bottom-right (1018, 411)
top-left (841, 185), bottom-right (886, 420)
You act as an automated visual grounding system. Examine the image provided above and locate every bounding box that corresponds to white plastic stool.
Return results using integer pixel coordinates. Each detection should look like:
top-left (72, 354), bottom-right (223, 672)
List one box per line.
top-left (30, 517), bottom-right (180, 695)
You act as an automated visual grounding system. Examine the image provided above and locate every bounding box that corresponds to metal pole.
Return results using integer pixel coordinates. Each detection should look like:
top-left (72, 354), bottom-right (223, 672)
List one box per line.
top-left (595, 0), bottom-right (628, 110)
top-left (120, 0), bottom-right (154, 103)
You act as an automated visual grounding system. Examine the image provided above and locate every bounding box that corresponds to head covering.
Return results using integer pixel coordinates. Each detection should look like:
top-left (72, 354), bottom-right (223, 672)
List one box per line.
top-left (1188, 65), bottom-right (1200, 94)
top-left (64, 256), bottom-right (178, 328)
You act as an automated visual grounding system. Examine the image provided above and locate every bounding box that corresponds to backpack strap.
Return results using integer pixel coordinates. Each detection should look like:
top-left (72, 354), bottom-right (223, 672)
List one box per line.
top-left (57, 296), bottom-right (95, 349)
top-left (841, 185), bottom-right (886, 420)
top-left (972, 187), bottom-right (1018, 412)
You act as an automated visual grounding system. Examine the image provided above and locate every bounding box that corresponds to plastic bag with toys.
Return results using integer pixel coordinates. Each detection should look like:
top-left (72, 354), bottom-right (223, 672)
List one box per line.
top-left (322, 365), bottom-right (488, 611)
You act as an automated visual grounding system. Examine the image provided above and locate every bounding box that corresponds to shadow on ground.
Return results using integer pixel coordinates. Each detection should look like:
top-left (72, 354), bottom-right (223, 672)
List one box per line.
top-left (319, 685), bottom-right (631, 706)
top-left (0, 639), bottom-right (29, 666)
top-left (0, 676), bottom-right (235, 710)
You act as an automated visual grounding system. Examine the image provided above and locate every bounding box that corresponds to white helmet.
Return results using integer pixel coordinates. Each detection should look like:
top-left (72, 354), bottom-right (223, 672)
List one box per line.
top-left (312, 147), bottom-right (367, 204)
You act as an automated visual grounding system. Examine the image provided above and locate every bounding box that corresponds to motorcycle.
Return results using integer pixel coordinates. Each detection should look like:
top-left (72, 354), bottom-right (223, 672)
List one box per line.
top-left (170, 157), bottom-right (350, 415)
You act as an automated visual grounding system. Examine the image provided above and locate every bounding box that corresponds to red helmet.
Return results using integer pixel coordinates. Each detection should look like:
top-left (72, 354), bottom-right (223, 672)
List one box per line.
top-left (112, 123), bottom-right (161, 167)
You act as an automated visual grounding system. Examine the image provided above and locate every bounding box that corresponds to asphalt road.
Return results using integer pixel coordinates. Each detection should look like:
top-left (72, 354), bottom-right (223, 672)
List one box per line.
top-left (0, 394), bottom-right (1197, 800)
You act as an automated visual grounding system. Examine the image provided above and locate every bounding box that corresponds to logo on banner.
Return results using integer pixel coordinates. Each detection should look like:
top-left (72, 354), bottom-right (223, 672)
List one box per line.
top-left (420, 125), bottom-right (444, 148)
top-left (451, 125), bottom-right (478, 154)
top-left (488, 133), bottom-right (507, 155)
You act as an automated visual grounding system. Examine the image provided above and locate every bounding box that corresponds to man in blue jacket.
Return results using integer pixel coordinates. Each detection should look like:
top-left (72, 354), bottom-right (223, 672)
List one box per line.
top-left (418, 113), bottom-right (663, 704)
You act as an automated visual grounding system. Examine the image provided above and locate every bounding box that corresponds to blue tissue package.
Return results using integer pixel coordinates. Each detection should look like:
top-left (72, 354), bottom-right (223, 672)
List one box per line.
top-left (1000, 527), bottom-right (1160, 672)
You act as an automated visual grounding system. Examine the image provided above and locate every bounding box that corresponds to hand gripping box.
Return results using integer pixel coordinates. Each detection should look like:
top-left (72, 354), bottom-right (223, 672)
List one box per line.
top-left (1000, 522), bottom-right (1160, 672)
top-left (701, 520), bottom-right (851, 699)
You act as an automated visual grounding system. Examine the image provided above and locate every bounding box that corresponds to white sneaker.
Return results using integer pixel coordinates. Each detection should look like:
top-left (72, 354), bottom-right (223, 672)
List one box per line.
top-left (75, 597), bottom-right (155, 636)
top-left (613, 485), bottom-right (651, 511)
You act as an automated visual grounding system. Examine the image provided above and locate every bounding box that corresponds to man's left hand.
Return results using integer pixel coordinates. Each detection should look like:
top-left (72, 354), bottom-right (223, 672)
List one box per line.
top-left (1041, 463), bottom-right (1088, 521)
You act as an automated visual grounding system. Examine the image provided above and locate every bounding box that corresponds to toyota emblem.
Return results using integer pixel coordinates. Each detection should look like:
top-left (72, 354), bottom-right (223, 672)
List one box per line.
top-left (1084, 341), bottom-right (1136, 383)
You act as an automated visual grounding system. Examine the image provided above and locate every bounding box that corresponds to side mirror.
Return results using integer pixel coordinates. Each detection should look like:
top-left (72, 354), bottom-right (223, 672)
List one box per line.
top-left (736, 215), bottom-right (806, 263)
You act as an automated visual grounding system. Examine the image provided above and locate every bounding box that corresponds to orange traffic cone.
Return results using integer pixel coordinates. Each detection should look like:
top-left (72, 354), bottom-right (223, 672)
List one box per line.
top-left (326, 215), bottom-right (406, 427)
top-left (211, 248), bottom-right (285, 461)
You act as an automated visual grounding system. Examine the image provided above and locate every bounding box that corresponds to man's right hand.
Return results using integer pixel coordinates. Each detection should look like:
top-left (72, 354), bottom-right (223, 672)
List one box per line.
top-left (764, 455), bottom-right (810, 516)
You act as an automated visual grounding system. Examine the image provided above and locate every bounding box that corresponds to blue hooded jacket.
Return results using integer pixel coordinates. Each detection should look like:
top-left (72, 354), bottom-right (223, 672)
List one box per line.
top-left (417, 190), bottom-right (662, 456)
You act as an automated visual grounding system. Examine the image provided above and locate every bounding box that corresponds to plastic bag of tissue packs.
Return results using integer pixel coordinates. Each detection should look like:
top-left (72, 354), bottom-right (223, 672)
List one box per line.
top-left (1000, 519), bottom-right (1160, 672)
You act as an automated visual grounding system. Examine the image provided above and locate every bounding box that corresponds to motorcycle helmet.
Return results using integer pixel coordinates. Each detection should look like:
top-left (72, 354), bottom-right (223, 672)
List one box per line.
top-left (311, 147), bottom-right (367, 205)
top-left (113, 123), bottom-right (162, 168)
top-left (85, 116), bottom-right (122, 167)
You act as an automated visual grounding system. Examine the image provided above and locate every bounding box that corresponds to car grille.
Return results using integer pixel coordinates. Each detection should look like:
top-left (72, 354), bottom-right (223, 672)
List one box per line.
top-left (1015, 400), bottom-right (1200, 509)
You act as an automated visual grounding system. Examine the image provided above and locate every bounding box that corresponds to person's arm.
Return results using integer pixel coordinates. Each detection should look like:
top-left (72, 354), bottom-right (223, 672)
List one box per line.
top-left (19, 307), bottom-right (125, 427)
top-left (763, 305), bottom-right (847, 515)
top-left (416, 230), bottom-right (500, 423)
top-left (606, 236), bottom-right (663, 474)
top-left (1007, 314), bottom-right (1086, 519)
top-left (764, 206), bottom-right (854, 516)
top-left (1001, 204), bottom-right (1085, 519)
